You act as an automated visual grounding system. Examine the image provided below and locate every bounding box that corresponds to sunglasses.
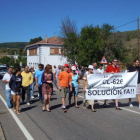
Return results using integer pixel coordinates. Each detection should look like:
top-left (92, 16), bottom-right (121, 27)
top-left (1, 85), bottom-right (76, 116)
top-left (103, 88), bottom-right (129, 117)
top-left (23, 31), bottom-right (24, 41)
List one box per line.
top-left (39, 67), bottom-right (43, 68)
top-left (113, 61), bottom-right (118, 62)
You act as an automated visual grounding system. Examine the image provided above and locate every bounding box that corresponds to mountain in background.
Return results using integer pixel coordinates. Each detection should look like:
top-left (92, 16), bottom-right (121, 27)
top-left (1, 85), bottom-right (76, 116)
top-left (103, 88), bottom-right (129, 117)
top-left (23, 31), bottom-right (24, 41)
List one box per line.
top-left (0, 42), bottom-right (28, 48)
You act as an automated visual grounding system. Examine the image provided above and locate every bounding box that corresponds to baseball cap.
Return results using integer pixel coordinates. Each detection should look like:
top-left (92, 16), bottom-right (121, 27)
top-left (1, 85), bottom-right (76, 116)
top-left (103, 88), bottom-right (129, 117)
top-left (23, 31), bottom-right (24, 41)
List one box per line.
top-left (71, 66), bottom-right (76, 70)
top-left (74, 64), bottom-right (77, 67)
top-left (64, 64), bottom-right (69, 67)
top-left (88, 65), bottom-right (93, 69)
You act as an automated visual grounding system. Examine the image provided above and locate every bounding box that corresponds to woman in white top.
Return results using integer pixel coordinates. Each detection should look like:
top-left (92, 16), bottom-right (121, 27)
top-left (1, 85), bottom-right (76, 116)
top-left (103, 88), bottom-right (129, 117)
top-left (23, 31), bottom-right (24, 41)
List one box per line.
top-left (83, 65), bottom-right (96, 112)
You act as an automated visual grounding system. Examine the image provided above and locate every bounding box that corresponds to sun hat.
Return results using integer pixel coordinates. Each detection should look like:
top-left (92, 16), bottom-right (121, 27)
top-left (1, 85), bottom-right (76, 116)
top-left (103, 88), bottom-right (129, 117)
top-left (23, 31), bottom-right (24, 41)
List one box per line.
top-left (64, 64), bottom-right (69, 67)
top-left (88, 65), bottom-right (93, 69)
top-left (71, 66), bottom-right (76, 70)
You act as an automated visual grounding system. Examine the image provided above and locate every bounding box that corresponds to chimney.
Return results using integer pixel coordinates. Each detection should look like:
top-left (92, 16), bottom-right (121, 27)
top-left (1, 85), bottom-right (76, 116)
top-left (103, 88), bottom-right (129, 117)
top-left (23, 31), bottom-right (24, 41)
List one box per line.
top-left (45, 36), bottom-right (47, 43)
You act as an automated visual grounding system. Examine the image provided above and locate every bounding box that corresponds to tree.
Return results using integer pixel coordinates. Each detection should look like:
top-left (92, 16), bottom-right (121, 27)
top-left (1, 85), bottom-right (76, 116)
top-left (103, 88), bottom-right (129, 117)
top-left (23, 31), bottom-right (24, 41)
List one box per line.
top-left (60, 17), bottom-right (79, 64)
top-left (77, 25), bottom-right (104, 65)
top-left (105, 31), bottom-right (128, 63)
top-left (29, 37), bottom-right (43, 45)
top-left (60, 18), bottom-right (128, 66)
top-left (0, 56), bottom-right (11, 66)
top-left (19, 48), bottom-right (23, 55)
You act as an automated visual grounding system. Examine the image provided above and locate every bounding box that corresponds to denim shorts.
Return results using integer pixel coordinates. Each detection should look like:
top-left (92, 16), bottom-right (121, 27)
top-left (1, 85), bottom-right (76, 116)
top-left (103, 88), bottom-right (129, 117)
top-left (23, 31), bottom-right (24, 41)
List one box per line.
top-left (69, 87), bottom-right (78, 96)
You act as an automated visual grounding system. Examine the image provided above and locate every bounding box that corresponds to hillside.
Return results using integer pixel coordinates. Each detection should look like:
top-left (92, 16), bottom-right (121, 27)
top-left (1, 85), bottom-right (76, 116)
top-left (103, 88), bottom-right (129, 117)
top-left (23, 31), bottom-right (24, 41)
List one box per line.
top-left (0, 42), bottom-right (28, 48)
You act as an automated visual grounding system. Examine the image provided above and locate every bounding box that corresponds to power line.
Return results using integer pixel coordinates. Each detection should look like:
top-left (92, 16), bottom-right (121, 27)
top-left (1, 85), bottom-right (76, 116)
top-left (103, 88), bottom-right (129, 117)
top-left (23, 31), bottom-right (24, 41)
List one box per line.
top-left (114, 19), bottom-right (139, 29)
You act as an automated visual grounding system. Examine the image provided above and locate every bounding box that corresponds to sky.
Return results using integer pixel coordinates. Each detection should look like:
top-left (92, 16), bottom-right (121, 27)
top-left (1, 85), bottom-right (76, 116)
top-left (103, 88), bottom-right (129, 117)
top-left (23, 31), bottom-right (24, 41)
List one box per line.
top-left (0, 0), bottom-right (140, 43)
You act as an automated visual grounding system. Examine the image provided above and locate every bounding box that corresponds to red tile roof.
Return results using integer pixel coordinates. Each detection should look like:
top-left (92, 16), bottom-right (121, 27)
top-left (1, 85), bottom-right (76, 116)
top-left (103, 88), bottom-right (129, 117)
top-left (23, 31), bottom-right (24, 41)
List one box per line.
top-left (26, 36), bottom-right (64, 48)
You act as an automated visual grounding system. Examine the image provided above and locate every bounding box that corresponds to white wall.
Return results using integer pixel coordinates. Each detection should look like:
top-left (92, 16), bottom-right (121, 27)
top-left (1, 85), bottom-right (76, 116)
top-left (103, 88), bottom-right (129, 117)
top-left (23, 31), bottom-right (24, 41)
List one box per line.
top-left (41, 45), bottom-right (68, 67)
top-left (27, 53), bottom-right (39, 70)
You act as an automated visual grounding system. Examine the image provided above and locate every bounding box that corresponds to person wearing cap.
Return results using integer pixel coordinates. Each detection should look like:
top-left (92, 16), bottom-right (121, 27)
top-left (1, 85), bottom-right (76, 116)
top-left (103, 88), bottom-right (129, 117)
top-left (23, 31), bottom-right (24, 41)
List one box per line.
top-left (58, 64), bottom-right (72, 112)
top-left (68, 66), bottom-right (79, 108)
top-left (83, 65), bottom-right (96, 112)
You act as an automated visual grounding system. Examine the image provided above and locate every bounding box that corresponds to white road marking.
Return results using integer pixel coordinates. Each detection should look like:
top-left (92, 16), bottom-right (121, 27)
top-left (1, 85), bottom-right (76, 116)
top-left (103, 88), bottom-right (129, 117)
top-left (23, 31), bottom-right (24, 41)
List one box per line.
top-left (0, 95), bottom-right (34, 140)
top-left (77, 95), bottom-right (140, 115)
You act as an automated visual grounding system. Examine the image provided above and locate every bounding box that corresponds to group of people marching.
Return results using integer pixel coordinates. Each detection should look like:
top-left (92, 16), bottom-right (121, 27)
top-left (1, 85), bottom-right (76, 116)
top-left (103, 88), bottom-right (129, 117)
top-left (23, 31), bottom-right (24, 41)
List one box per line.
top-left (2, 58), bottom-right (140, 114)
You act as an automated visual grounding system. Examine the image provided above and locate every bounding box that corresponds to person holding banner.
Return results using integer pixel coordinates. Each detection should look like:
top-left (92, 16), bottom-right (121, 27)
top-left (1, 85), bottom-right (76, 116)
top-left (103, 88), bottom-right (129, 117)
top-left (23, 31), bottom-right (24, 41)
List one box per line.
top-left (83, 65), bottom-right (96, 112)
top-left (92, 62), bottom-right (99, 74)
top-left (128, 59), bottom-right (140, 109)
top-left (103, 59), bottom-right (122, 110)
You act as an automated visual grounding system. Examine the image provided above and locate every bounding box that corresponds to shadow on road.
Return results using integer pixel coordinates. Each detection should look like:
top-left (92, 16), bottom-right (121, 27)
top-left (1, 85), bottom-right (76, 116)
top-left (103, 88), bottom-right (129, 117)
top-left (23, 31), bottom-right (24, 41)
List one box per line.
top-left (20, 105), bottom-right (37, 112)
top-left (50, 104), bottom-right (62, 110)
top-left (51, 98), bottom-right (57, 101)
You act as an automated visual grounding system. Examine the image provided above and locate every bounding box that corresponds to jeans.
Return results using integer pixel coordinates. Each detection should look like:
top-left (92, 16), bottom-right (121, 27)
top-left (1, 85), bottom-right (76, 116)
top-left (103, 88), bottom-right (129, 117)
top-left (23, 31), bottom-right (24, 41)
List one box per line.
top-left (5, 89), bottom-right (12, 108)
top-left (69, 87), bottom-right (79, 96)
top-left (54, 78), bottom-right (57, 88)
top-left (22, 86), bottom-right (30, 103)
top-left (30, 82), bottom-right (35, 97)
top-left (38, 85), bottom-right (44, 102)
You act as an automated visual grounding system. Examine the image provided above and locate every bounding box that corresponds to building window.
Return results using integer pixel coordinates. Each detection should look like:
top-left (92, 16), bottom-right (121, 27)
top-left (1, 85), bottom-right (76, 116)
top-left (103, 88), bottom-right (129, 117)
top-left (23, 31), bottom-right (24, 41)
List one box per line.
top-left (50, 48), bottom-right (54, 55)
top-left (29, 48), bottom-right (37, 56)
top-left (50, 47), bottom-right (64, 55)
top-left (54, 48), bottom-right (59, 55)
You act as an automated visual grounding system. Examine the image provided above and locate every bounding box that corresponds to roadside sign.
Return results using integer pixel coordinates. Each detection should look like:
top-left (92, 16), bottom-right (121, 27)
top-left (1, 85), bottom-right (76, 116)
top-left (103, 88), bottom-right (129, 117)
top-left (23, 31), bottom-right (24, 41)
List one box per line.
top-left (100, 56), bottom-right (108, 64)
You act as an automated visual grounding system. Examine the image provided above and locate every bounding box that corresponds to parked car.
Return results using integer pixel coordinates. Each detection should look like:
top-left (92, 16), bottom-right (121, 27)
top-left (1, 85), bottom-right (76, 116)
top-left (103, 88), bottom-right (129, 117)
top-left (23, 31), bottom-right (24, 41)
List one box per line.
top-left (0, 70), bottom-right (8, 79)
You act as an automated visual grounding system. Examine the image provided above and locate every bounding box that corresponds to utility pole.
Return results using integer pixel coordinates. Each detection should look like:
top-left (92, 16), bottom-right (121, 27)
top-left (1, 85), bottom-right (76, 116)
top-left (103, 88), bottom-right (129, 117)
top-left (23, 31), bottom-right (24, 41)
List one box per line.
top-left (138, 17), bottom-right (139, 60)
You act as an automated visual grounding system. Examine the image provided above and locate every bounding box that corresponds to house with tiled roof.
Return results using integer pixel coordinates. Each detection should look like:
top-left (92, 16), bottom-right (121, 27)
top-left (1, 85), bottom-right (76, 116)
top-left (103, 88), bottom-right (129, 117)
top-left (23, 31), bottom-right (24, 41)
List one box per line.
top-left (26, 36), bottom-right (68, 69)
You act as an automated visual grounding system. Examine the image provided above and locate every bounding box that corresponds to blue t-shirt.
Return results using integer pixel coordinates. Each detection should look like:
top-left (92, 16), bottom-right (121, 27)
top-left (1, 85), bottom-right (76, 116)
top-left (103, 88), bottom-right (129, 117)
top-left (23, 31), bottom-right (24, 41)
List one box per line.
top-left (35, 69), bottom-right (44, 85)
top-left (72, 74), bottom-right (79, 87)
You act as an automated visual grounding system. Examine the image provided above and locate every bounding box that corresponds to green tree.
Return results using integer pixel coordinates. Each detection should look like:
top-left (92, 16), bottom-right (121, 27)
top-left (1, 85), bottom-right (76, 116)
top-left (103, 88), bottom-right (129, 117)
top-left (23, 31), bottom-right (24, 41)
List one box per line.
top-left (0, 56), bottom-right (11, 66)
top-left (77, 25), bottom-right (104, 65)
top-left (19, 48), bottom-right (23, 55)
top-left (105, 32), bottom-right (128, 63)
top-left (29, 37), bottom-right (43, 45)
top-left (126, 34), bottom-right (131, 41)
top-left (9, 57), bottom-right (15, 66)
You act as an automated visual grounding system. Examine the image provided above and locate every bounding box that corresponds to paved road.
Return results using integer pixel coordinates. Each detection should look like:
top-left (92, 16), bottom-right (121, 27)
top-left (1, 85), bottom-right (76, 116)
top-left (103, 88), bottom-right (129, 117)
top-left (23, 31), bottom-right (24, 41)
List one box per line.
top-left (0, 80), bottom-right (140, 140)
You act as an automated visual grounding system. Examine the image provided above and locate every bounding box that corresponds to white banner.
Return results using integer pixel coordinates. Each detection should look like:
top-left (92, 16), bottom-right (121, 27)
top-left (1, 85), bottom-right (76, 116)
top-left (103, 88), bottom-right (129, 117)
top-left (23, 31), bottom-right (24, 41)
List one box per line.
top-left (86, 72), bottom-right (138, 100)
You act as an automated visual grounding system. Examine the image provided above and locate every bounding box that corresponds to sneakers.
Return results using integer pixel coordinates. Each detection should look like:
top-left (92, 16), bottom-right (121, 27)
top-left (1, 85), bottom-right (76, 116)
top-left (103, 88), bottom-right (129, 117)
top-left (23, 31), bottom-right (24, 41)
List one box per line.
top-left (62, 108), bottom-right (67, 112)
top-left (31, 96), bottom-right (34, 99)
top-left (129, 103), bottom-right (133, 107)
top-left (27, 102), bottom-right (30, 105)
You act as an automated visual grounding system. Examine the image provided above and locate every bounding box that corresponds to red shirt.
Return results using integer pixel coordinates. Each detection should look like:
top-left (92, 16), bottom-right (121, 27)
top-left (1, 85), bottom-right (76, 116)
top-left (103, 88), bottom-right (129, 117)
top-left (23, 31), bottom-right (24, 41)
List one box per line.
top-left (105, 65), bottom-right (120, 73)
top-left (68, 68), bottom-right (71, 73)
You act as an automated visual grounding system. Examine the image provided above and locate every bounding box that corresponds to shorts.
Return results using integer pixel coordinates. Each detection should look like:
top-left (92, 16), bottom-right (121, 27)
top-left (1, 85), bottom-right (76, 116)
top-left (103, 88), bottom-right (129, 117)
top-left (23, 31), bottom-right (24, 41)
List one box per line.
top-left (60, 87), bottom-right (68, 98)
top-left (69, 87), bottom-right (78, 96)
top-left (11, 89), bottom-right (22, 95)
top-left (136, 84), bottom-right (140, 95)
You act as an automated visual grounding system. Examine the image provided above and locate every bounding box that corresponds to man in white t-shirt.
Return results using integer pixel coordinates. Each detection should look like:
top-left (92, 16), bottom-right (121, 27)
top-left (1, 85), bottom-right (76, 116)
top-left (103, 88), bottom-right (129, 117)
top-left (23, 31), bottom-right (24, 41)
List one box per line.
top-left (97, 65), bottom-right (104, 74)
top-left (2, 67), bottom-right (13, 108)
top-left (92, 62), bottom-right (99, 74)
